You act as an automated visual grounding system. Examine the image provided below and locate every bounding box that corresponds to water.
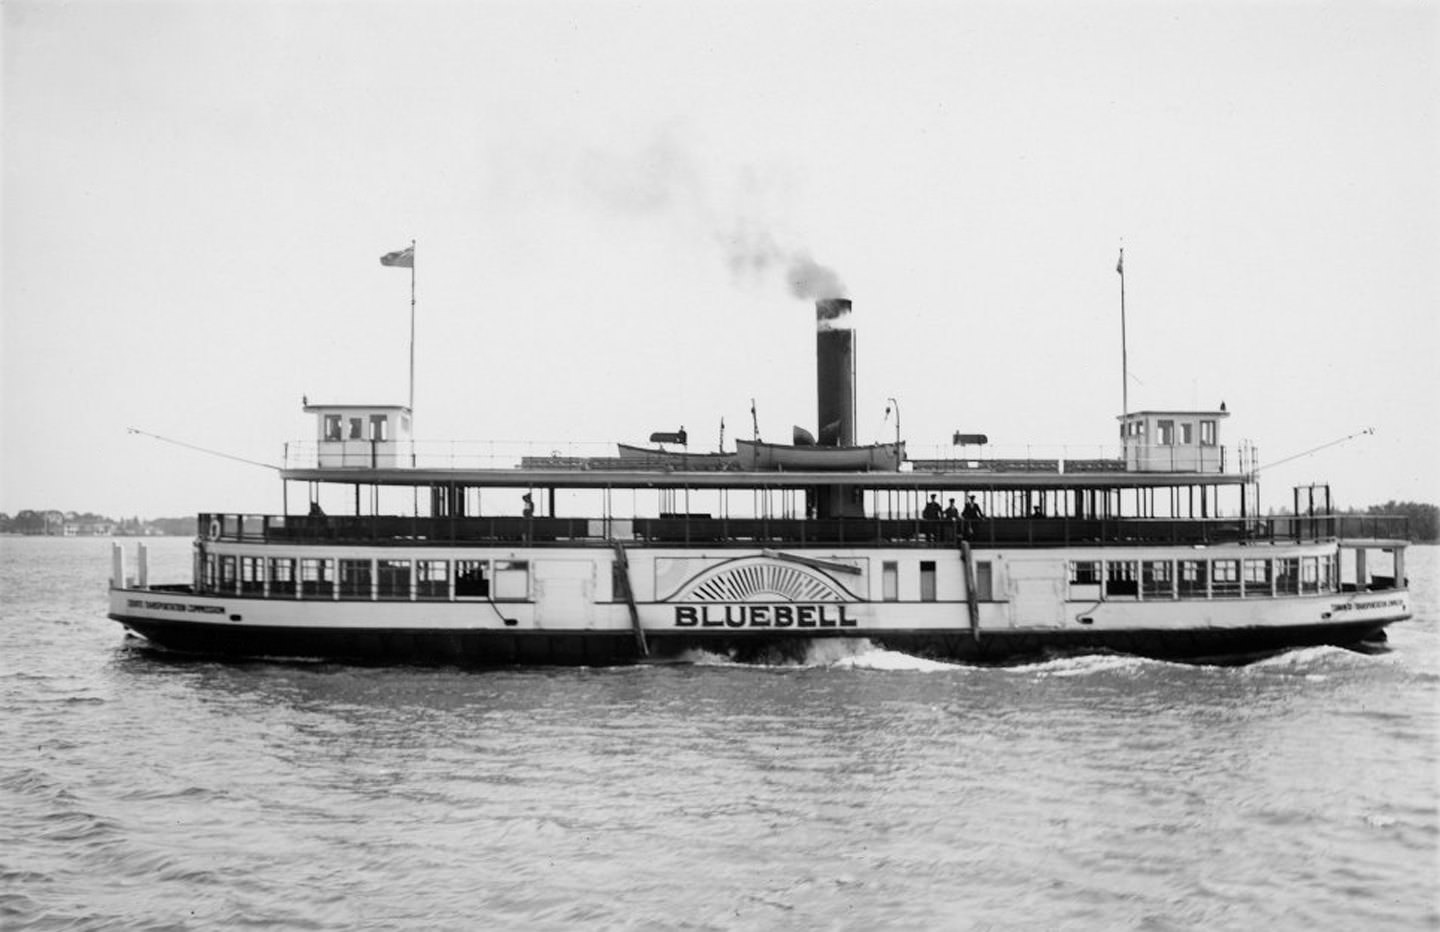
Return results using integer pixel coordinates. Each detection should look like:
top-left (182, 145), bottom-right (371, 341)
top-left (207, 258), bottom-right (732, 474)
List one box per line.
top-left (2, 537), bottom-right (1436, 930)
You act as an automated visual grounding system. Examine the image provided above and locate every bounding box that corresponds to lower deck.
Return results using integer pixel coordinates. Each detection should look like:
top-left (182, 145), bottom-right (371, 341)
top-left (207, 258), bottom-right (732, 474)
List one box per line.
top-left (109, 536), bottom-right (1411, 666)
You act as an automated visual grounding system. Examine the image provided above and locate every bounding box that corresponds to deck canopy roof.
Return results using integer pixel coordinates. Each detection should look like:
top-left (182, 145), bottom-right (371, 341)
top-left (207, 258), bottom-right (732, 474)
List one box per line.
top-left (280, 465), bottom-right (1248, 491)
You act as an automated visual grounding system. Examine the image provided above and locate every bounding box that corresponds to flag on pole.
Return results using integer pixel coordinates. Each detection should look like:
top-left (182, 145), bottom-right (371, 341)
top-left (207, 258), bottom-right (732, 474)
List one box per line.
top-left (1116, 249), bottom-right (1124, 275)
top-left (380, 246), bottom-right (414, 268)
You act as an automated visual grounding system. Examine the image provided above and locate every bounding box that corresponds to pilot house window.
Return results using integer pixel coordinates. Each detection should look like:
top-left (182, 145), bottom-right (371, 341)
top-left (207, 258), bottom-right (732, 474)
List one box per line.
top-left (1157, 420), bottom-right (1175, 445)
top-left (324, 415), bottom-right (343, 441)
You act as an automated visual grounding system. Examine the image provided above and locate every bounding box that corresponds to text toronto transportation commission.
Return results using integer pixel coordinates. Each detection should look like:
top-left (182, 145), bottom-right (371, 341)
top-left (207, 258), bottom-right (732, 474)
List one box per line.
top-left (108, 296), bottom-right (1411, 665)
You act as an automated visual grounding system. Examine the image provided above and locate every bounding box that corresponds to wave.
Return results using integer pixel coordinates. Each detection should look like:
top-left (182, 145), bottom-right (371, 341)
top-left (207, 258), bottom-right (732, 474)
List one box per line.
top-left (822, 642), bottom-right (965, 672)
top-left (1002, 652), bottom-right (1165, 677)
top-left (664, 638), bottom-right (959, 671)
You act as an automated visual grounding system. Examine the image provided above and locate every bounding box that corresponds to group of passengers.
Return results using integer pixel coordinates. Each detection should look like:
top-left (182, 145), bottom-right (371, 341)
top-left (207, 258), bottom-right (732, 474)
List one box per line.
top-left (924, 494), bottom-right (985, 523)
top-left (923, 493), bottom-right (985, 541)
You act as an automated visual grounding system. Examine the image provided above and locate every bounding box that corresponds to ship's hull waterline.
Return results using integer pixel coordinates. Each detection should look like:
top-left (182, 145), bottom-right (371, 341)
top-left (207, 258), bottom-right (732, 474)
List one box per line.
top-left (113, 614), bottom-right (1397, 667)
top-left (109, 569), bottom-right (1409, 667)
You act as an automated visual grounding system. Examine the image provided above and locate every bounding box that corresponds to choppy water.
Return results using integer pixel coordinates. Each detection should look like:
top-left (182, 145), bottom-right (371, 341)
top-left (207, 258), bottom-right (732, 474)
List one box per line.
top-left (2, 537), bottom-right (1436, 930)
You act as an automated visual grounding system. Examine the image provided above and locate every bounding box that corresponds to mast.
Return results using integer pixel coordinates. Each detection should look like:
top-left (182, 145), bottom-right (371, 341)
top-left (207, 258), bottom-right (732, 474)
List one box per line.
top-left (408, 238), bottom-right (417, 419)
top-left (1117, 246), bottom-right (1128, 418)
top-left (380, 240), bottom-right (418, 424)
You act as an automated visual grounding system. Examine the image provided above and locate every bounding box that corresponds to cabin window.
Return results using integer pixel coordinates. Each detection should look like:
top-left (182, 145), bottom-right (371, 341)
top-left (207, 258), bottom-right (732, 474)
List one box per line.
top-left (1243, 558), bottom-right (1272, 597)
top-left (1212, 559), bottom-right (1240, 597)
top-left (1200, 420), bottom-right (1217, 446)
top-left (975, 561), bottom-right (993, 601)
top-left (301, 558), bottom-right (334, 597)
top-left (494, 560), bottom-right (529, 600)
top-left (240, 556), bottom-right (265, 595)
top-left (1276, 557), bottom-right (1301, 595)
top-left (348, 417), bottom-right (364, 440)
top-left (220, 555), bottom-right (238, 593)
top-left (369, 415), bottom-right (388, 442)
top-left (455, 560), bottom-right (490, 597)
top-left (269, 558), bottom-right (296, 596)
top-left (416, 560), bottom-right (449, 600)
top-left (377, 559), bottom-right (411, 599)
top-left (1141, 560), bottom-right (1173, 599)
top-left (203, 553), bottom-right (218, 592)
top-left (1180, 423), bottom-right (1194, 445)
top-left (1320, 554), bottom-right (1336, 592)
top-left (919, 560), bottom-right (937, 602)
top-left (1106, 560), bottom-right (1139, 598)
top-left (339, 559), bottom-right (372, 598)
top-left (1067, 560), bottom-right (1102, 599)
top-left (1301, 557), bottom-right (1320, 594)
top-left (1178, 559), bottom-right (1208, 597)
top-left (324, 414), bottom-right (343, 441)
top-left (882, 561), bottom-right (898, 601)
top-left (1157, 420), bottom-right (1175, 446)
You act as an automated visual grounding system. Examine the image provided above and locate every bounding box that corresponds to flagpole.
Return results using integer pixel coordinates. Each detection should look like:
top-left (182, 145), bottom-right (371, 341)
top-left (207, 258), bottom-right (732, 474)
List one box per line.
top-left (1117, 246), bottom-right (1128, 418)
top-left (408, 238), bottom-right (416, 419)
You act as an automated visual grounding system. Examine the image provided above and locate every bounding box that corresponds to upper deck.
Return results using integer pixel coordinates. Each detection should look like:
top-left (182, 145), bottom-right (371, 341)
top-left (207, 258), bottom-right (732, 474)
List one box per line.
top-left (278, 460), bottom-right (1248, 491)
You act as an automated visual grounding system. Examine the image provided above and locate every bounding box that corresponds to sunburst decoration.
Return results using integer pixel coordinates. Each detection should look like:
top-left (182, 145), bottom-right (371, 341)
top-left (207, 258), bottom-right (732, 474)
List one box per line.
top-left (673, 557), bottom-right (852, 603)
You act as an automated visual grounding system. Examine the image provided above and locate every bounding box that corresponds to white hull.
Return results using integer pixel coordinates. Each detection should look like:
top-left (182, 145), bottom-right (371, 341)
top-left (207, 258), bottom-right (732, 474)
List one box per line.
top-left (109, 540), bottom-right (1409, 665)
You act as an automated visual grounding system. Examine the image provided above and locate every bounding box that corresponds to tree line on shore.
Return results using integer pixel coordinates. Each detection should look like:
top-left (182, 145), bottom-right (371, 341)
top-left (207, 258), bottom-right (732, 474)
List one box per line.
top-left (1346, 501), bottom-right (1438, 542)
top-left (0, 510), bottom-right (193, 536)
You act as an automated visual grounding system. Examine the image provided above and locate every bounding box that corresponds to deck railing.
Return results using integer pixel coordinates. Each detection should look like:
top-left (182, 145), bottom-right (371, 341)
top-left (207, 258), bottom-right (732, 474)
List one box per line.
top-left (197, 513), bottom-right (1410, 549)
top-left (282, 440), bottom-right (1229, 474)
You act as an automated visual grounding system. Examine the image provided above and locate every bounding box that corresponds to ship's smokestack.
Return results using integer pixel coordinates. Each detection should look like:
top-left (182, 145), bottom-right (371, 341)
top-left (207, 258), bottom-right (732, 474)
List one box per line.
top-left (815, 298), bottom-right (855, 447)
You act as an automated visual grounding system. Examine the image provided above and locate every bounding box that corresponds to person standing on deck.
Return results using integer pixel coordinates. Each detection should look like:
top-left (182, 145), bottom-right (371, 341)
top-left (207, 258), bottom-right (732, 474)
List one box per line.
top-left (922, 494), bottom-right (943, 541)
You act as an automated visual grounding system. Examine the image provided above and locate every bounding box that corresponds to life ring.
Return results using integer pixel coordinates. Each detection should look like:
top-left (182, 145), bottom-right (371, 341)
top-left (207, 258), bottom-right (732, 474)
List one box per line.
top-left (208, 518), bottom-right (222, 541)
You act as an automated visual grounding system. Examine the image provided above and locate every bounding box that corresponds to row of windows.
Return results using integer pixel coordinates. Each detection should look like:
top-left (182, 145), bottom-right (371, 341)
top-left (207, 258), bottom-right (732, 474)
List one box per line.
top-left (1121, 419), bottom-right (1218, 446)
top-left (1069, 555), bottom-right (1335, 599)
top-left (206, 555), bottom-right (529, 600)
top-left (202, 552), bottom-right (1334, 604)
top-left (322, 414), bottom-right (390, 442)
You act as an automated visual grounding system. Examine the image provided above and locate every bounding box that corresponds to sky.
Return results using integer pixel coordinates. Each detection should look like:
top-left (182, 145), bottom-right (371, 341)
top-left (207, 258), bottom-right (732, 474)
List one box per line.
top-left (3, 0), bottom-right (1437, 518)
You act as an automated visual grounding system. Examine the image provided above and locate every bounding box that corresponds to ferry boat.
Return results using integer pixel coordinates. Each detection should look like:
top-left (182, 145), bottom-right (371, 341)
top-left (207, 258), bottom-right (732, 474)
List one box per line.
top-left (108, 297), bottom-right (1411, 666)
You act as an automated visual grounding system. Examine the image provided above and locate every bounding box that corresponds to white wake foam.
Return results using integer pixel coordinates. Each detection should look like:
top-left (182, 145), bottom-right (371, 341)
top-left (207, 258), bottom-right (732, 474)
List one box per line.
top-left (1246, 645), bottom-right (1352, 669)
top-left (1001, 653), bottom-right (1160, 677)
top-left (821, 642), bottom-right (965, 672)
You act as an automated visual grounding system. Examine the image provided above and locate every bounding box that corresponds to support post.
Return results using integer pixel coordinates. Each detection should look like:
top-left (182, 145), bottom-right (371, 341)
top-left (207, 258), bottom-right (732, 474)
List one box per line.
top-left (960, 540), bottom-right (981, 642)
top-left (612, 541), bottom-right (648, 658)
